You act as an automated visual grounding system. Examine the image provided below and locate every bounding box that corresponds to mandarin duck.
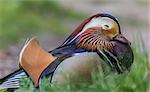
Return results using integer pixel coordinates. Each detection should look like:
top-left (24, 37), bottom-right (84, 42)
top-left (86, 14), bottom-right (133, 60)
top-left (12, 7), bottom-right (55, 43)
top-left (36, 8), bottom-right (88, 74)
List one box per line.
top-left (0, 13), bottom-right (134, 90)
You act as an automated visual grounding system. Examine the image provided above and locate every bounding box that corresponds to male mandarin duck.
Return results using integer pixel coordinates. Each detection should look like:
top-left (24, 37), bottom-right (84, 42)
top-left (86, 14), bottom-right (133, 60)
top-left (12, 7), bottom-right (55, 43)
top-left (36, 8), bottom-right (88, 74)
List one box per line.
top-left (0, 13), bottom-right (133, 90)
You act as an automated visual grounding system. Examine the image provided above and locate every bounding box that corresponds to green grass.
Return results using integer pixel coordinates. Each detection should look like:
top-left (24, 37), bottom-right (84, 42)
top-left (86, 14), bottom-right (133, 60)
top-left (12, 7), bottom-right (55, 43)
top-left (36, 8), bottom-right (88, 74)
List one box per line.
top-left (0, 1), bottom-right (149, 92)
top-left (4, 48), bottom-right (146, 92)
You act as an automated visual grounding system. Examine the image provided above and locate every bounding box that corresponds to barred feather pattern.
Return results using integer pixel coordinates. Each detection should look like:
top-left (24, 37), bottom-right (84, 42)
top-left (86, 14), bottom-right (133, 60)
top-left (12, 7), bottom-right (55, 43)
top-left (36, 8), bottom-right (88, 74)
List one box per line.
top-left (76, 28), bottom-right (114, 51)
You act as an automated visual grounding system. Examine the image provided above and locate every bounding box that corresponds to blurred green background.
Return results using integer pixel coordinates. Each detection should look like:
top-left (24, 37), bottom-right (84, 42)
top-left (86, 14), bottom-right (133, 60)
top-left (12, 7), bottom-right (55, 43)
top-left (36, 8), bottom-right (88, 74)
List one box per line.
top-left (0, 0), bottom-right (87, 77)
top-left (0, 0), bottom-right (149, 92)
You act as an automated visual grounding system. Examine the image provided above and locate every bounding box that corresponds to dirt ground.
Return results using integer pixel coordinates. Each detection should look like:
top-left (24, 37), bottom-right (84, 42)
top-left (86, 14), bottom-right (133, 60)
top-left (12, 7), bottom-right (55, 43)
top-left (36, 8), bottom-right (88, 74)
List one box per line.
top-left (0, 0), bottom-right (149, 78)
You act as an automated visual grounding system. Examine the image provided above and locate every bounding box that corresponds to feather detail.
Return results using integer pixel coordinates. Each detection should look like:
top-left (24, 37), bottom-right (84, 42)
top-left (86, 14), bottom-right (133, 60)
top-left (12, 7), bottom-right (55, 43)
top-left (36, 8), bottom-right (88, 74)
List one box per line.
top-left (76, 28), bottom-right (115, 51)
top-left (0, 69), bottom-right (26, 89)
top-left (62, 13), bottom-right (121, 46)
top-left (49, 45), bottom-right (86, 55)
top-left (62, 16), bottom-right (93, 46)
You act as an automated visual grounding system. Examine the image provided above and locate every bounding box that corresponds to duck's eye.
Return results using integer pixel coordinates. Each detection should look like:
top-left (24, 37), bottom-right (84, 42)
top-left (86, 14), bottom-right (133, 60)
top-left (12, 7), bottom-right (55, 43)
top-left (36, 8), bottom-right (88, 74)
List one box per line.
top-left (102, 24), bottom-right (110, 30)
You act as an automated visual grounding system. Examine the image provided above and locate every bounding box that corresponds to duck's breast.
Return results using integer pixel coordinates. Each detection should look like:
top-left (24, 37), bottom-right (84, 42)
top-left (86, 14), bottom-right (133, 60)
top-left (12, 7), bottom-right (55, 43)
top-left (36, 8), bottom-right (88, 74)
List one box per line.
top-left (51, 52), bottom-right (104, 85)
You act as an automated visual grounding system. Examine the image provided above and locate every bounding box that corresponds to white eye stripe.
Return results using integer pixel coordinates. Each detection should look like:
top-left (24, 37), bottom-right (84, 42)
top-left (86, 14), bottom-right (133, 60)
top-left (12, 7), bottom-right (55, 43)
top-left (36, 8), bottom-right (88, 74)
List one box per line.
top-left (63, 18), bottom-right (100, 45)
top-left (64, 17), bottom-right (115, 45)
top-left (70, 17), bottom-right (102, 43)
top-left (82, 17), bottom-right (102, 32)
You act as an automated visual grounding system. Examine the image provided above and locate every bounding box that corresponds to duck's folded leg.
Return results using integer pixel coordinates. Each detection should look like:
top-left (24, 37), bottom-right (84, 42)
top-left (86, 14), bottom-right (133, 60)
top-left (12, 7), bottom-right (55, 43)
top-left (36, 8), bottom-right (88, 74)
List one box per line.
top-left (19, 37), bottom-right (55, 87)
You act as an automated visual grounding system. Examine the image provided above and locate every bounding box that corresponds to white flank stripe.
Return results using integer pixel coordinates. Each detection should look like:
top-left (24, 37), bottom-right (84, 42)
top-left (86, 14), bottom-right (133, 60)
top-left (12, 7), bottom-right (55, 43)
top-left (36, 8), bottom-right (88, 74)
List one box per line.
top-left (0, 72), bottom-right (26, 89)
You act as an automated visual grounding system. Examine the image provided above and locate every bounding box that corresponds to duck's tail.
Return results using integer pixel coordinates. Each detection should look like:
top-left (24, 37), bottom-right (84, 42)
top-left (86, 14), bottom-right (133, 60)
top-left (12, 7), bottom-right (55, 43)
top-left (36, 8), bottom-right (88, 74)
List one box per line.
top-left (0, 69), bottom-right (27, 89)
